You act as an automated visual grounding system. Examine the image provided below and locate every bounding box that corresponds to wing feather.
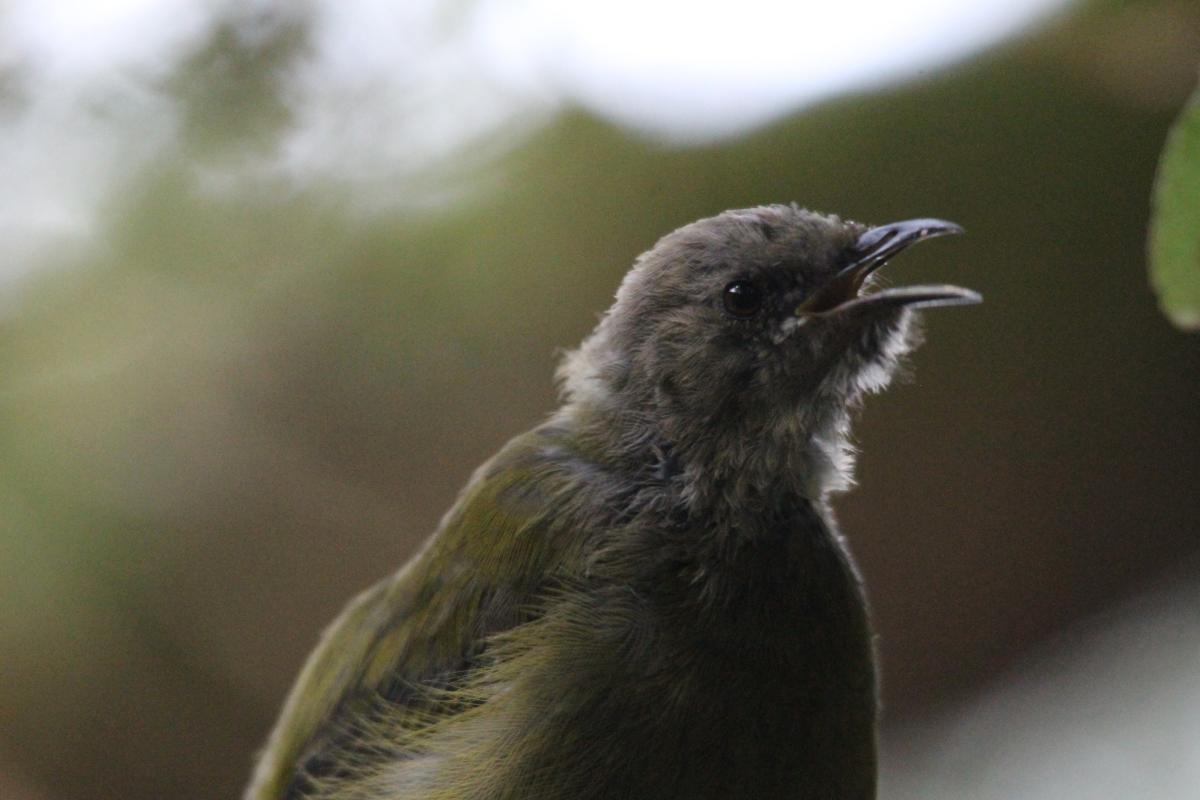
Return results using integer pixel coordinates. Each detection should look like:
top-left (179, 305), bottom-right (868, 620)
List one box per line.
top-left (244, 428), bottom-right (591, 799)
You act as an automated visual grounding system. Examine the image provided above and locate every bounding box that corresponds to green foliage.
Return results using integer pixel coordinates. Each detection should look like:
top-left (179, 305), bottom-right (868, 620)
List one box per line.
top-left (1150, 77), bottom-right (1200, 330)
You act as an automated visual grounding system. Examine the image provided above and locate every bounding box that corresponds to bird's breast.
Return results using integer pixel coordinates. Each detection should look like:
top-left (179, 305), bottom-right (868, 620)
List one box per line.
top-left (507, 500), bottom-right (879, 799)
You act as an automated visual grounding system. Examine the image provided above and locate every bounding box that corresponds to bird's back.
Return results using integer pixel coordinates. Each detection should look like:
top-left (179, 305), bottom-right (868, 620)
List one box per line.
top-left (245, 423), bottom-right (635, 799)
top-left (247, 419), bottom-right (878, 799)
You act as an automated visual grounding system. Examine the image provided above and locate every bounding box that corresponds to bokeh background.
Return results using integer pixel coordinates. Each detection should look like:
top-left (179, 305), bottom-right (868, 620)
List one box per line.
top-left (2, 1), bottom-right (1198, 798)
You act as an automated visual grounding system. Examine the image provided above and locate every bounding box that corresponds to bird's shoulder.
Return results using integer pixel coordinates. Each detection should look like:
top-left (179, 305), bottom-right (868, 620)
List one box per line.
top-left (246, 422), bottom-right (621, 799)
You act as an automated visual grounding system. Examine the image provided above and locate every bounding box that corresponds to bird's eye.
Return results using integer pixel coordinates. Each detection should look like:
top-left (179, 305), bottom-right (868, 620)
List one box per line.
top-left (722, 281), bottom-right (764, 319)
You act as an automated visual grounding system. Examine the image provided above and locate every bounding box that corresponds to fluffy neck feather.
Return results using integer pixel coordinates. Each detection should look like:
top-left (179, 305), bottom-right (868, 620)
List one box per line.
top-left (554, 309), bottom-right (919, 523)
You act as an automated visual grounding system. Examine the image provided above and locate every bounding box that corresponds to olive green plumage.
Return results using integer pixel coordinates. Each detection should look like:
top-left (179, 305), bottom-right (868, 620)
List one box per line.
top-left (245, 205), bottom-right (975, 800)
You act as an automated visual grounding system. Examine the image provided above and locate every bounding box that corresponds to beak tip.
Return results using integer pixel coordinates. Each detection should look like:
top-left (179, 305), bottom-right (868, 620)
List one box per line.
top-left (905, 285), bottom-right (983, 308)
top-left (851, 217), bottom-right (964, 264)
top-left (915, 219), bottom-right (965, 239)
top-left (840, 285), bottom-right (982, 314)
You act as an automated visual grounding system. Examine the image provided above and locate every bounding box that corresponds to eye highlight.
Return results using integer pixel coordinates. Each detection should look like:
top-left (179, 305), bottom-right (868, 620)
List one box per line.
top-left (722, 281), bottom-right (764, 319)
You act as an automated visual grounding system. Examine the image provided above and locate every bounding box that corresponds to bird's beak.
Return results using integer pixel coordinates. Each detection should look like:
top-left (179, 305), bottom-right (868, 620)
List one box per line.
top-left (796, 218), bottom-right (980, 316)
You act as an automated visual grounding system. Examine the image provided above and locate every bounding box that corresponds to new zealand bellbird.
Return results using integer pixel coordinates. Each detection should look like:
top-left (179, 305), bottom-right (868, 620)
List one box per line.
top-left (245, 205), bottom-right (977, 800)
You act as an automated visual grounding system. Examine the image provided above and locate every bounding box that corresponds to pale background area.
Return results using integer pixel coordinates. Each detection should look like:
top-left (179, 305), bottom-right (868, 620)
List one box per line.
top-left (1, 1), bottom-right (1198, 798)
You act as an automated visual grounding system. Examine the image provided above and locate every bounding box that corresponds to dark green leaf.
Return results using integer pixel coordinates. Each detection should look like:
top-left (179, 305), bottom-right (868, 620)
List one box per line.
top-left (1149, 78), bottom-right (1200, 331)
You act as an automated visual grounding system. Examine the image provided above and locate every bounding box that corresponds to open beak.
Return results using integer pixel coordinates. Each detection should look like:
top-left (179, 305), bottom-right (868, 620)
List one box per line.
top-left (796, 218), bottom-right (980, 316)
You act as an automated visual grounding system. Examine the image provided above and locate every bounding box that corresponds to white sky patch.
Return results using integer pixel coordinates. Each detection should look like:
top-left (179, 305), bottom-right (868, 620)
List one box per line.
top-left (6, 0), bottom-right (215, 79)
top-left (0, 1), bottom-right (228, 281)
top-left (0, 0), bottom-right (1070, 278)
top-left (468, 0), bottom-right (1072, 139)
top-left (266, 0), bottom-right (553, 199)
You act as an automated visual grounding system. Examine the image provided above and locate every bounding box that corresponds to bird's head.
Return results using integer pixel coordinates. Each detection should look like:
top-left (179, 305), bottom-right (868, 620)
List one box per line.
top-left (560, 204), bottom-right (977, 497)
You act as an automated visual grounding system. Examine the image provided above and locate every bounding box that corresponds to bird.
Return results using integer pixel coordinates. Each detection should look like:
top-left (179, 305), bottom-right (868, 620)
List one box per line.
top-left (245, 204), bottom-right (978, 800)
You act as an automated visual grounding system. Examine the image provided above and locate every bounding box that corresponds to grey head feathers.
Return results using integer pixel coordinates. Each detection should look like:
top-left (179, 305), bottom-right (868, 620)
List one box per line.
top-left (557, 205), bottom-right (931, 509)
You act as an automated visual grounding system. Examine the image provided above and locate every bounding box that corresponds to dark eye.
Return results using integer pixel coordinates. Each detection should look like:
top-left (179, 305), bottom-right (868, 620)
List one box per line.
top-left (722, 281), bottom-right (764, 319)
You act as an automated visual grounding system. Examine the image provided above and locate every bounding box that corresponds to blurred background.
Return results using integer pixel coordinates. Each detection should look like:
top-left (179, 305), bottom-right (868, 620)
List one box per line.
top-left (1, 1), bottom-right (1198, 798)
